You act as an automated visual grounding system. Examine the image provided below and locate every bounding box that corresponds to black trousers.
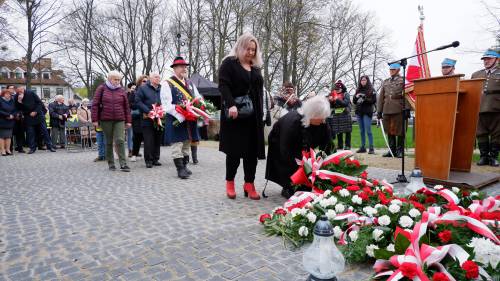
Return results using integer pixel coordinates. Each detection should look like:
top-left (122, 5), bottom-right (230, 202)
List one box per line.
top-left (142, 126), bottom-right (162, 163)
top-left (337, 132), bottom-right (351, 148)
top-left (132, 132), bottom-right (144, 156)
top-left (225, 155), bottom-right (257, 182)
top-left (13, 120), bottom-right (25, 150)
top-left (27, 122), bottom-right (52, 150)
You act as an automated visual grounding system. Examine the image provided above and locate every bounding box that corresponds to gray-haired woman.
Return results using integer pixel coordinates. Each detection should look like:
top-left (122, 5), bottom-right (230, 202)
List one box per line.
top-left (91, 70), bottom-right (132, 172)
top-left (265, 95), bottom-right (332, 198)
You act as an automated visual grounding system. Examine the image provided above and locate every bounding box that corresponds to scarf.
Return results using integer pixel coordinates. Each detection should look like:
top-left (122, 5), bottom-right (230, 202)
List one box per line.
top-left (105, 80), bottom-right (121, 90)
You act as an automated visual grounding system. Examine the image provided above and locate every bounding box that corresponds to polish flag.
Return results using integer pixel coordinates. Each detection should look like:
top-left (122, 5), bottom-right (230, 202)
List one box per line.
top-left (405, 24), bottom-right (431, 108)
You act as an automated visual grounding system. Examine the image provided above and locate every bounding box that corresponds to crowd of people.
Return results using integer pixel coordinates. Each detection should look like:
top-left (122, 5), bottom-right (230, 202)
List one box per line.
top-left (1, 32), bottom-right (498, 200)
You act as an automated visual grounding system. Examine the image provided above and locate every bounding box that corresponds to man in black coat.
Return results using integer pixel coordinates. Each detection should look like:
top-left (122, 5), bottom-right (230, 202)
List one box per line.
top-left (49, 95), bottom-right (69, 148)
top-left (15, 87), bottom-right (56, 153)
top-left (265, 96), bottom-right (332, 198)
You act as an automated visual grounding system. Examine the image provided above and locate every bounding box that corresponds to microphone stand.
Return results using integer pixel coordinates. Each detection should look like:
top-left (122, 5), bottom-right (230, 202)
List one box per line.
top-left (388, 44), bottom-right (457, 183)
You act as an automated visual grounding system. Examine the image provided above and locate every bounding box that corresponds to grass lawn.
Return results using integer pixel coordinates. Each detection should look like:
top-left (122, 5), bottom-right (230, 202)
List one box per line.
top-left (349, 124), bottom-right (415, 149)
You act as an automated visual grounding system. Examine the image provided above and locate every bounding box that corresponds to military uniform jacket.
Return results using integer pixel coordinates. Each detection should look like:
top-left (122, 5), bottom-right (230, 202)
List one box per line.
top-left (471, 67), bottom-right (500, 113)
top-left (377, 75), bottom-right (405, 115)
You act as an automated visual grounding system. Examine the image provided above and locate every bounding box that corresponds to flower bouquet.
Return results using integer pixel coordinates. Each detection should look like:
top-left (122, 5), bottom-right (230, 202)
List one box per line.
top-left (148, 103), bottom-right (165, 130)
top-left (260, 149), bottom-right (500, 280)
top-left (173, 98), bottom-right (216, 126)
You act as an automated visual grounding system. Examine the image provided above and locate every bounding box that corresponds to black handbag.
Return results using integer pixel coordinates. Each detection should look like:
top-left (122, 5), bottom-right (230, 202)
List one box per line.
top-left (225, 94), bottom-right (254, 119)
top-left (264, 90), bottom-right (272, 126)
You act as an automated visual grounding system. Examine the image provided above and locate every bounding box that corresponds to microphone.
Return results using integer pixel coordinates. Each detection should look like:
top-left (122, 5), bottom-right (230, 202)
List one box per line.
top-left (435, 41), bottom-right (460, 51)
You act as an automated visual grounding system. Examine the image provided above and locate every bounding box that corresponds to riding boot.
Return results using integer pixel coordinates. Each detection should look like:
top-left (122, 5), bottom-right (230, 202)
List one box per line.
top-left (383, 135), bottom-right (396, 157)
top-left (490, 143), bottom-right (499, 167)
top-left (191, 145), bottom-right (198, 164)
top-left (174, 158), bottom-right (190, 179)
top-left (396, 136), bottom-right (404, 158)
top-left (183, 155), bottom-right (192, 175)
top-left (477, 142), bottom-right (490, 166)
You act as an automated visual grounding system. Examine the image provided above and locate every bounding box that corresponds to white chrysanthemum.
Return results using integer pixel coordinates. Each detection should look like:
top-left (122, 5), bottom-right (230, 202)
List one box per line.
top-left (452, 187), bottom-right (460, 194)
top-left (305, 203), bottom-right (313, 209)
top-left (323, 190), bottom-right (332, 197)
top-left (298, 226), bottom-right (309, 237)
top-left (333, 226), bottom-right (342, 238)
top-left (351, 195), bottom-right (363, 205)
top-left (326, 209), bottom-right (337, 220)
top-left (372, 229), bottom-right (384, 241)
top-left (386, 244), bottom-right (395, 252)
top-left (329, 196), bottom-right (338, 206)
top-left (388, 204), bottom-right (401, 214)
top-left (319, 198), bottom-right (333, 208)
top-left (349, 230), bottom-right (358, 242)
top-left (409, 208), bottom-right (421, 218)
top-left (378, 215), bottom-right (391, 226)
top-left (335, 203), bottom-right (345, 213)
top-left (306, 212), bottom-right (317, 223)
top-left (366, 244), bottom-right (379, 257)
top-left (390, 199), bottom-right (403, 206)
top-left (399, 216), bottom-right (414, 228)
top-left (339, 189), bottom-right (350, 197)
top-left (374, 204), bottom-right (386, 209)
top-left (363, 206), bottom-right (378, 217)
top-left (468, 237), bottom-right (500, 267)
top-left (471, 191), bottom-right (479, 197)
top-left (434, 185), bottom-right (444, 190)
top-left (348, 206), bottom-right (354, 211)
top-left (291, 208), bottom-right (308, 217)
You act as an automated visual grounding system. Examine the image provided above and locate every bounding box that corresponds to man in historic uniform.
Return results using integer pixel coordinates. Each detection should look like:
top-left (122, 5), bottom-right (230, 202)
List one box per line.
top-left (161, 56), bottom-right (203, 179)
top-left (377, 63), bottom-right (408, 158)
top-left (471, 48), bottom-right (499, 167)
top-left (441, 58), bottom-right (456, 76)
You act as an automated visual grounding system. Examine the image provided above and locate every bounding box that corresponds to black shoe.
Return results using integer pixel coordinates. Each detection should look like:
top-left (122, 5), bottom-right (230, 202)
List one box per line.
top-left (368, 148), bottom-right (375, 154)
top-left (27, 149), bottom-right (36, 154)
top-left (49, 147), bottom-right (56, 152)
top-left (382, 151), bottom-right (393, 157)
top-left (38, 147), bottom-right (46, 150)
top-left (174, 158), bottom-right (190, 179)
top-left (17, 149), bottom-right (26, 153)
top-left (344, 146), bottom-right (351, 150)
top-left (59, 145), bottom-right (65, 149)
top-left (109, 165), bottom-right (116, 171)
top-left (477, 157), bottom-right (490, 166)
top-left (152, 161), bottom-right (162, 166)
top-left (120, 165), bottom-right (130, 172)
top-left (191, 146), bottom-right (198, 164)
top-left (356, 147), bottom-right (367, 153)
top-left (146, 162), bottom-right (153, 168)
top-left (490, 158), bottom-right (499, 167)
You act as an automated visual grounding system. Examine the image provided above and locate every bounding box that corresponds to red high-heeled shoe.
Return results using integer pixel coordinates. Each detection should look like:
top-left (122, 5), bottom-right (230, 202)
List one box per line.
top-left (243, 182), bottom-right (260, 200)
top-left (226, 180), bottom-right (236, 199)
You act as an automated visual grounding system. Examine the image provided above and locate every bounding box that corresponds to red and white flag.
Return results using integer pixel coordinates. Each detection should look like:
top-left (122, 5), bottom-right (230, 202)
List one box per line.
top-left (405, 24), bottom-right (431, 108)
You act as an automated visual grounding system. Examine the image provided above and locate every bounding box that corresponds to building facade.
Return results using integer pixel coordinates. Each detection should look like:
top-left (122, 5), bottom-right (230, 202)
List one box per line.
top-left (0, 57), bottom-right (77, 102)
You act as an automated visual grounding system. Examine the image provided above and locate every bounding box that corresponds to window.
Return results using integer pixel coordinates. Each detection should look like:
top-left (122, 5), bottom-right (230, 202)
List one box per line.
top-left (31, 73), bottom-right (37, 79)
top-left (15, 72), bottom-right (23, 79)
top-left (56, 88), bottom-right (63, 95)
top-left (43, 88), bottom-right (50, 99)
top-left (42, 72), bottom-right (50, 79)
top-left (1, 71), bottom-right (8, 79)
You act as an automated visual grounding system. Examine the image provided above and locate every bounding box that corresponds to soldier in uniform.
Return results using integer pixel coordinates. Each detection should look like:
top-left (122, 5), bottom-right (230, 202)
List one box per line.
top-left (377, 63), bottom-right (409, 158)
top-left (161, 56), bottom-right (203, 178)
top-left (471, 48), bottom-right (499, 167)
top-left (441, 58), bottom-right (456, 76)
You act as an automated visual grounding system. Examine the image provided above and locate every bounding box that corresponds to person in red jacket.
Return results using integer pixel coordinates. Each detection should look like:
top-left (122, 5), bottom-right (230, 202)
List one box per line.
top-left (91, 70), bottom-right (132, 172)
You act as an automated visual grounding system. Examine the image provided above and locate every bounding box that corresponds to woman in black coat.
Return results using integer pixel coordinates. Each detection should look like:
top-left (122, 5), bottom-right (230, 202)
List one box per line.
top-left (219, 33), bottom-right (265, 200)
top-left (0, 89), bottom-right (18, 155)
top-left (353, 75), bottom-right (376, 154)
top-left (327, 80), bottom-right (352, 150)
top-left (265, 96), bottom-right (332, 198)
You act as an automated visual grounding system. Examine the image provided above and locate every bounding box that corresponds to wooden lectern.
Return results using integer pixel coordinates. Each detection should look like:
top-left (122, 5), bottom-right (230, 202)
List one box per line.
top-left (413, 75), bottom-right (498, 188)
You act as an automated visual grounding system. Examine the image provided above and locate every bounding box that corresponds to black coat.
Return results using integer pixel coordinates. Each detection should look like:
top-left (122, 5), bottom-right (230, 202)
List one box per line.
top-left (0, 97), bottom-right (17, 129)
top-left (49, 101), bottom-right (69, 128)
top-left (353, 87), bottom-right (376, 117)
top-left (128, 90), bottom-right (142, 133)
top-left (265, 110), bottom-right (331, 190)
top-left (15, 90), bottom-right (45, 126)
top-left (135, 82), bottom-right (162, 128)
top-left (218, 57), bottom-right (265, 159)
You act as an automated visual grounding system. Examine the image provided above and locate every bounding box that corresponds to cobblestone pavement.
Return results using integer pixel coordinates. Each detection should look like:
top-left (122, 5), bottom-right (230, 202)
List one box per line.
top-left (0, 146), bottom-right (497, 281)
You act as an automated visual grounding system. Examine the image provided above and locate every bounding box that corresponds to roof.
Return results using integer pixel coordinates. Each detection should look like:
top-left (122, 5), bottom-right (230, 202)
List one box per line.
top-left (0, 59), bottom-right (71, 87)
top-left (190, 73), bottom-right (220, 97)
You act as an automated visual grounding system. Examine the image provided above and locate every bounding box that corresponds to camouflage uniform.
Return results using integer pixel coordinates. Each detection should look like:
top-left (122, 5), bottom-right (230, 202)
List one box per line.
top-left (471, 63), bottom-right (500, 166)
top-left (377, 74), bottom-right (407, 157)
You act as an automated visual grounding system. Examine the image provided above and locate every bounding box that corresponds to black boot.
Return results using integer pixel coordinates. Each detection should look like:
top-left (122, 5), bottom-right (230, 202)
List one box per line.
top-left (183, 155), bottom-right (192, 175)
top-left (383, 135), bottom-right (396, 157)
top-left (490, 143), bottom-right (499, 167)
top-left (356, 147), bottom-right (366, 153)
top-left (174, 158), bottom-right (190, 179)
top-left (396, 136), bottom-right (404, 158)
top-left (477, 142), bottom-right (490, 166)
top-left (368, 146), bottom-right (375, 154)
top-left (191, 145), bottom-right (198, 164)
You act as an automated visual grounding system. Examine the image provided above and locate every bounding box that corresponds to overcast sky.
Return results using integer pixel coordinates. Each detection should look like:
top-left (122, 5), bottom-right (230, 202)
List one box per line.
top-left (352, 0), bottom-right (499, 77)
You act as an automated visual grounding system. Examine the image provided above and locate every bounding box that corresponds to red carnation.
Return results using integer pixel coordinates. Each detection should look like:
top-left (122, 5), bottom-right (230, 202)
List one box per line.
top-left (481, 211), bottom-right (500, 220)
top-left (416, 188), bottom-right (424, 194)
top-left (352, 159), bottom-right (360, 167)
top-left (424, 189), bottom-right (435, 196)
top-left (363, 187), bottom-right (374, 196)
top-left (410, 201), bottom-right (425, 212)
top-left (372, 179), bottom-right (379, 186)
top-left (360, 171), bottom-right (368, 179)
top-left (399, 262), bottom-right (418, 279)
top-left (333, 186), bottom-right (343, 192)
top-left (438, 230), bottom-right (452, 243)
top-left (461, 260), bottom-right (479, 279)
top-left (425, 196), bottom-right (437, 204)
top-left (345, 158), bottom-right (352, 165)
top-left (359, 192), bottom-right (369, 201)
top-left (377, 190), bottom-right (390, 205)
top-left (409, 194), bottom-right (418, 201)
top-left (462, 190), bottom-right (470, 196)
top-left (259, 214), bottom-right (271, 224)
top-left (332, 158), bottom-right (340, 165)
top-left (347, 185), bottom-right (360, 192)
top-left (274, 208), bottom-right (287, 216)
top-left (432, 272), bottom-right (450, 281)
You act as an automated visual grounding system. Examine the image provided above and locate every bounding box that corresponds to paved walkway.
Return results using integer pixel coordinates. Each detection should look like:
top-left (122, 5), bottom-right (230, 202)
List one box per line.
top-left (0, 145), bottom-right (497, 281)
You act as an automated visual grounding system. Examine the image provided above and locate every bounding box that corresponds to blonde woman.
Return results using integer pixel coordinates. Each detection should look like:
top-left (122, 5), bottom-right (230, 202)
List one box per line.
top-left (218, 33), bottom-right (265, 200)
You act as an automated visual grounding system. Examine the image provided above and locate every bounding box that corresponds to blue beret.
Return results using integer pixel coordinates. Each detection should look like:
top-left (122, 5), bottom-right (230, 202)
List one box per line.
top-left (389, 63), bottom-right (401, 69)
top-left (441, 58), bottom-right (456, 67)
top-left (481, 49), bottom-right (499, 59)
